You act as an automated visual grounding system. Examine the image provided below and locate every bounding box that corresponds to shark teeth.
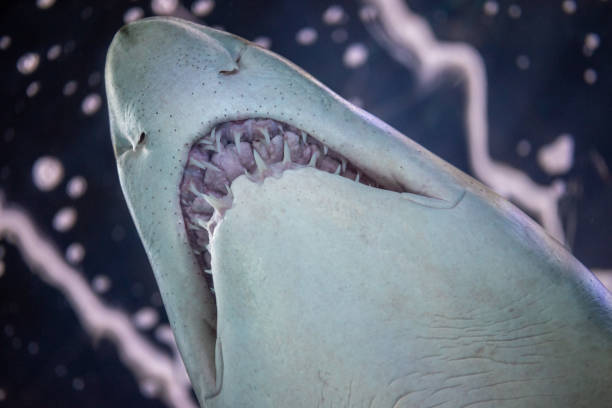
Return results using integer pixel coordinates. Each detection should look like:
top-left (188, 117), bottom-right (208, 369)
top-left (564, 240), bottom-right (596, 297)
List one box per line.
top-left (179, 118), bottom-right (384, 295)
top-left (253, 149), bottom-right (268, 175)
top-left (282, 138), bottom-right (292, 164)
top-left (233, 130), bottom-right (242, 154)
top-left (308, 151), bottom-right (320, 167)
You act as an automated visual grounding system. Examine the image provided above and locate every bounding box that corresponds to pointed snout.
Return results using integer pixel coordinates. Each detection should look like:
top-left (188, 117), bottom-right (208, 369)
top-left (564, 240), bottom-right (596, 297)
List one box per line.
top-left (105, 17), bottom-right (244, 158)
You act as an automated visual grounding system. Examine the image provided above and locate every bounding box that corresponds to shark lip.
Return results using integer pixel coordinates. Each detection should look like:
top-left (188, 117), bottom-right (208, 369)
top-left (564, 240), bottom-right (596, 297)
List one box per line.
top-left (179, 117), bottom-right (411, 297)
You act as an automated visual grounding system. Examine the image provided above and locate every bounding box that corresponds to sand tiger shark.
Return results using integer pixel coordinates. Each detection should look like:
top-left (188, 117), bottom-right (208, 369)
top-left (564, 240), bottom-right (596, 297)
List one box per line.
top-left (105, 17), bottom-right (612, 408)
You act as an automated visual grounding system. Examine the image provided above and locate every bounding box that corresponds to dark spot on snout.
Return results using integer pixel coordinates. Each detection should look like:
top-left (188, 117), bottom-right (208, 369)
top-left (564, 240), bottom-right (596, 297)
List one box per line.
top-left (219, 68), bottom-right (238, 75)
top-left (138, 132), bottom-right (146, 145)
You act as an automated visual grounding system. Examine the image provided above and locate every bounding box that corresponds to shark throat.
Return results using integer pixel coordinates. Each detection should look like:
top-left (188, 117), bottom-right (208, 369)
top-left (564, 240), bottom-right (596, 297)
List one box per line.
top-left (179, 118), bottom-right (392, 293)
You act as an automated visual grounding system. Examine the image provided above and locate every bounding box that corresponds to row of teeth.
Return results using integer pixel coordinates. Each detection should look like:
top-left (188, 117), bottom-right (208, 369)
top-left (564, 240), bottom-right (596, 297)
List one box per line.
top-left (179, 119), bottom-right (376, 280)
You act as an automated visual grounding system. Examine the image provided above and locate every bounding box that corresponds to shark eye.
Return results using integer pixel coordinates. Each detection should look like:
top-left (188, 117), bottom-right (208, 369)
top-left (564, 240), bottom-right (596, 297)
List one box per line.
top-left (178, 117), bottom-right (393, 296)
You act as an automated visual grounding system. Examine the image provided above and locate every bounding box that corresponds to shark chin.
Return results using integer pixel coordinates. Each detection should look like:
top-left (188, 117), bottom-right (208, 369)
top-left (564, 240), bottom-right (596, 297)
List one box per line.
top-left (106, 16), bottom-right (612, 408)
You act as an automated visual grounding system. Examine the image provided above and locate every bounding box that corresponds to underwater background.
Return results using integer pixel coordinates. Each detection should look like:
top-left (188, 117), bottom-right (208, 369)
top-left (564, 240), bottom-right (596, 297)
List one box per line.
top-left (1, 0), bottom-right (611, 407)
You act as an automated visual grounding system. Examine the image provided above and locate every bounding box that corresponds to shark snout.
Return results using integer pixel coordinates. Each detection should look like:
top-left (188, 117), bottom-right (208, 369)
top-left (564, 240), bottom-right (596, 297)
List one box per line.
top-left (105, 17), bottom-right (244, 159)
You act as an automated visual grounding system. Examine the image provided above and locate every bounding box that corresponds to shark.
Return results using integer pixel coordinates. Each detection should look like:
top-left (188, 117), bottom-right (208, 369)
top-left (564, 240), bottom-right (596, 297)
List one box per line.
top-left (105, 17), bottom-right (612, 408)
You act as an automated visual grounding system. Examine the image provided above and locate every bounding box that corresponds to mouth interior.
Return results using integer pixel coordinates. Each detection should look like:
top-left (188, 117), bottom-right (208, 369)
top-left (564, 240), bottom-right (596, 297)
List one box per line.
top-left (179, 118), bottom-right (397, 296)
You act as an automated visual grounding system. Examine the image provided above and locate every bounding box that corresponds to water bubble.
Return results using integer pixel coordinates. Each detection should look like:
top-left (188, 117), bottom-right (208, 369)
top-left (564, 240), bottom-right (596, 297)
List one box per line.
top-left (516, 55), bottom-right (530, 70)
top-left (139, 378), bottom-right (161, 398)
top-left (66, 243), bottom-right (85, 264)
top-left (81, 93), bottom-right (101, 115)
top-left (537, 134), bottom-right (575, 175)
top-left (123, 7), bottom-right (144, 23)
top-left (151, 0), bottom-right (177, 15)
top-left (66, 176), bottom-right (87, 198)
top-left (191, 0), bottom-right (215, 17)
top-left (583, 33), bottom-right (600, 56)
top-left (63, 80), bottom-right (78, 96)
top-left (17, 53), bottom-right (40, 75)
top-left (516, 139), bottom-right (532, 157)
top-left (0, 36), bottom-right (12, 50)
top-left (133, 307), bottom-right (159, 330)
top-left (483, 1), bottom-right (499, 16)
top-left (253, 36), bottom-right (271, 49)
top-left (155, 324), bottom-right (175, 345)
top-left (584, 68), bottom-right (597, 85)
top-left (47, 44), bottom-right (62, 60)
top-left (36, 0), bottom-right (56, 9)
top-left (348, 96), bottom-right (364, 108)
top-left (55, 364), bottom-right (67, 377)
top-left (562, 0), bottom-right (577, 14)
top-left (296, 27), bottom-right (318, 46)
top-left (508, 4), bottom-right (522, 18)
top-left (323, 5), bottom-right (345, 25)
top-left (359, 5), bottom-right (377, 22)
top-left (26, 81), bottom-right (41, 97)
top-left (92, 275), bottom-right (111, 293)
top-left (53, 207), bottom-right (77, 232)
top-left (72, 377), bottom-right (85, 391)
top-left (32, 156), bottom-right (64, 191)
top-left (88, 72), bottom-right (101, 87)
top-left (343, 43), bottom-right (369, 68)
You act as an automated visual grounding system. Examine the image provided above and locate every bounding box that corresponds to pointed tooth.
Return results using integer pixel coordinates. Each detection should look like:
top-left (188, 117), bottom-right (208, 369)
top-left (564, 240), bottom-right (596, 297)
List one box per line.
top-left (301, 131), bottom-right (307, 144)
top-left (214, 128), bottom-right (223, 151)
top-left (204, 269), bottom-right (212, 275)
top-left (323, 145), bottom-right (328, 155)
top-left (253, 149), bottom-right (268, 172)
top-left (224, 183), bottom-right (233, 199)
top-left (308, 151), bottom-right (320, 167)
top-left (188, 182), bottom-right (207, 198)
top-left (283, 138), bottom-right (292, 164)
top-left (202, 193), bottom-right (227, 213)
top-left (190, 157), bottom-right (221, 172)
top-left (334, 163), bottom-right (341, 175)
top-left (198, 138), bottom-right (213, 145)
top-left (194, 215), bottom-right (209, 229)
top-left (355, 172), bottom-right (361, 183)
top-left (341, 158), bottom-right (347, 173)
top-left (233, 131), bottom-right (242, 154)
top-left (260, 128), bottom-right (271, 144)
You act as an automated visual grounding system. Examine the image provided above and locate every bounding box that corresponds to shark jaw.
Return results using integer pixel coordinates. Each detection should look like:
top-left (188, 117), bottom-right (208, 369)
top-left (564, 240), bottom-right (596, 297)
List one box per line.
top-left (106, 16), bottom-right (612, 408)
top-left (179, 117), bottom-right (404, 296)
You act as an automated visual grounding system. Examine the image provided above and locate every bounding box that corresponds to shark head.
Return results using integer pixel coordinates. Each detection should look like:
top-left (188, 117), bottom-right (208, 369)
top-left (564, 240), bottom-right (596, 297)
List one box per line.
top-left (106, 17), bottom-right (612, 407)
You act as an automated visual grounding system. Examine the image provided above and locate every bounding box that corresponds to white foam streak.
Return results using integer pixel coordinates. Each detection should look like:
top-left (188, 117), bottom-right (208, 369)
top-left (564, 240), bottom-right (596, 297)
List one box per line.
top-left (362, 0), bottom-right (566, 242)
top-left (0, 197), bottom-right (196, 408)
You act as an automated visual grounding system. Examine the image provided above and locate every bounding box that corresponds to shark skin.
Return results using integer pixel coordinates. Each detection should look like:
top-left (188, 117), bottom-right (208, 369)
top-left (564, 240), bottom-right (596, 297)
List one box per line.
top-left (105, 17), bottom-right (612, 408)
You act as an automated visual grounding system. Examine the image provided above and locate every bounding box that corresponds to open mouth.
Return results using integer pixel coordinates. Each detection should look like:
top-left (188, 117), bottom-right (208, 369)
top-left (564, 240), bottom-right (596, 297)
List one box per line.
top-left (179, 118), bottom-right (401, 295)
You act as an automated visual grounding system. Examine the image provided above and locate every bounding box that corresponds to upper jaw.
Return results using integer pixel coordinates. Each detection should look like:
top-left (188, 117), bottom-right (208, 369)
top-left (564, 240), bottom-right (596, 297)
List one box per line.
top-left (104, 16), bottom-right (490, 400)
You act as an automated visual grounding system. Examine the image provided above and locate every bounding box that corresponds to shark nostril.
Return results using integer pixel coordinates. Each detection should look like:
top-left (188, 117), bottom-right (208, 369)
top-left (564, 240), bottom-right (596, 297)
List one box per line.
top-left (138, 132), bottom-right (146, 145)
